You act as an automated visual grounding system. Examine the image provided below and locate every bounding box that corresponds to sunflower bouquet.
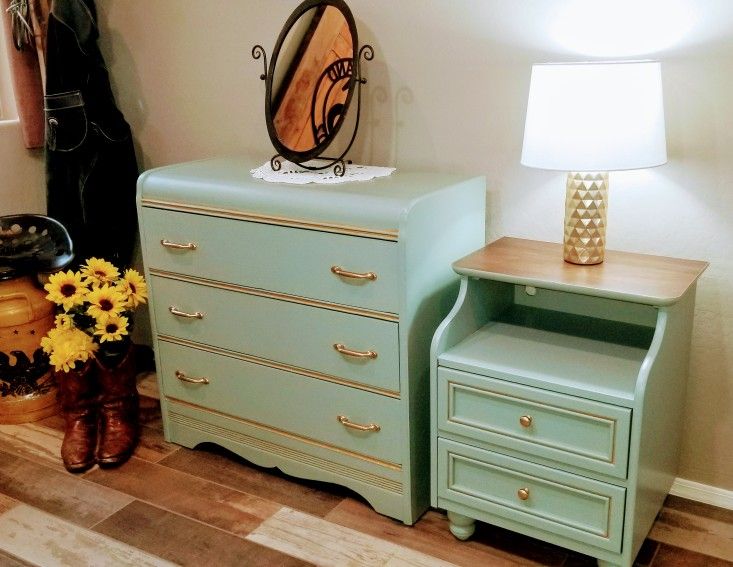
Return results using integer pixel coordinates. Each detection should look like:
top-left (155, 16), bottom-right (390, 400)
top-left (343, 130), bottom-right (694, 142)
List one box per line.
top-left (41, 258), bottom-right (148, 372)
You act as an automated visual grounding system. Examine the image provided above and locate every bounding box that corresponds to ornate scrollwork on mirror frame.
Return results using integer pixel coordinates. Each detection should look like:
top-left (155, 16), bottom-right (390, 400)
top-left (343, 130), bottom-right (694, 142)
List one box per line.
top-left (252, 0), bottom-right (373, 177)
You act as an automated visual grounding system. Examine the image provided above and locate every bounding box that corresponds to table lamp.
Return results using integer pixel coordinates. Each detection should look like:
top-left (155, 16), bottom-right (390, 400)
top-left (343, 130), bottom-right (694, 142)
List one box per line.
top-left (521, 61), bottom-right (667, 264)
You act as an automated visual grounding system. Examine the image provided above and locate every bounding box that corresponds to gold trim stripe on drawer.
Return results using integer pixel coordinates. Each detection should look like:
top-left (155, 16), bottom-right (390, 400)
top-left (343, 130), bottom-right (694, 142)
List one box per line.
top-left (159, 334), bottom-right (401, 399)
top-left (168, 409), bottom-right (402, 493)
top-left (140, 199), bottom-right (399, 241)
top-left (150, 269), bottom-right (399, 323)
top-left (166, 398), bottom-right (403, 473)
top-left (447, 452), bottom-right (613, 539)
top-left (447, 381), bottom-right (618, 465)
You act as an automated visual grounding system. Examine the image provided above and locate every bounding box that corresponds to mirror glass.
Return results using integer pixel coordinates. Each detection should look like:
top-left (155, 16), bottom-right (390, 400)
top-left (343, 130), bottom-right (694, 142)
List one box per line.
top-left (266, 0), bottom-right (357, 161)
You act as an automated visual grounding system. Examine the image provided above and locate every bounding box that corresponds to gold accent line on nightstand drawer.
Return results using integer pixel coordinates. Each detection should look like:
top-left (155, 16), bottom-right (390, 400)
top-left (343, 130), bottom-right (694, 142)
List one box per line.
top-left (141, 199), bottom-right (399, 241)
top-left (447, 381), bottom-right (618, 465)
top-left (158, 335), bottom-right (401, 399)
top-left (150, 269), bottom-right (399, 322)
top-left (447, 452), bottom-right (612, 539)
top-left (166, 397), bottom-right (403, 473)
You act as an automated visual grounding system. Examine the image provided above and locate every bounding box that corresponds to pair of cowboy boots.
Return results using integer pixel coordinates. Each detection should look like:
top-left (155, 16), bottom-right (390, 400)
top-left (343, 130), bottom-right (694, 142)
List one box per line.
top-left (57, 348), bottom-right (139, 472)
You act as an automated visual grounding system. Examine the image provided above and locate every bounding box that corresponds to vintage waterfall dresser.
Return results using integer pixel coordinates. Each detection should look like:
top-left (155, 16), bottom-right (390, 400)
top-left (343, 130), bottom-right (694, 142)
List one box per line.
top-left (136, 157), bottom-right (485, 524)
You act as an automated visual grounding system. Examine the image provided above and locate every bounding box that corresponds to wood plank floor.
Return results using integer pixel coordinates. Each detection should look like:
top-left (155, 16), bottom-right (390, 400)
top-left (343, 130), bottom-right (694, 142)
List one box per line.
top-left (0, 372), bottom-right (731, 567)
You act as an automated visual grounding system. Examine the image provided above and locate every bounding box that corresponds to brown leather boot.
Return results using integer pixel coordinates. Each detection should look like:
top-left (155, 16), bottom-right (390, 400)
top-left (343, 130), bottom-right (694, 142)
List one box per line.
top-left (57, 361), bottom-right (98, 472)
top-left (96, 347), bottom-right (139, 467)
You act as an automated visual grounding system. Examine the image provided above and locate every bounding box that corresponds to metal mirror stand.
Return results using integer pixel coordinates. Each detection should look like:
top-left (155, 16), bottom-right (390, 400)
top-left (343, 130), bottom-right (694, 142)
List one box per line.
top-left (251, 43), bottom-right (373, 177)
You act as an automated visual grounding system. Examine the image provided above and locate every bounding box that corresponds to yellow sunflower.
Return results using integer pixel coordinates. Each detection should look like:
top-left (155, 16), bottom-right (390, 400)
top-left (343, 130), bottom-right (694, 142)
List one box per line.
top-left (54, 313), bottom-right (75, 329)
top-left (45, 327), bottom-right (98, 372)
top-left (44, 270), bottom-right (88, 311)
top-left (81, 257), bottom-right (120, 286)
top-left (94, 313), bottom-right (129, 343)
top-left (86, 284), bottom-right (127, 321)
top-left (117, 269), bottom-right (148, 308)
top-left (41, 326), bottom-right (66, 354)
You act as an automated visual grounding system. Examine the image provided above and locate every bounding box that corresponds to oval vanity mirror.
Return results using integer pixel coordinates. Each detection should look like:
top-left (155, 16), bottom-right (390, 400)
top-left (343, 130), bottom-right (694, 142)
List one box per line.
top-left (253, 0), bottom-right (372, 174)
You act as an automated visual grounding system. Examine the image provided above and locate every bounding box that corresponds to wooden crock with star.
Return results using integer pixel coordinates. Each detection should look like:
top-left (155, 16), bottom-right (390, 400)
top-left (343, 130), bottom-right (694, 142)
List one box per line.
top-left (0, 275), bottom-right (58, 423)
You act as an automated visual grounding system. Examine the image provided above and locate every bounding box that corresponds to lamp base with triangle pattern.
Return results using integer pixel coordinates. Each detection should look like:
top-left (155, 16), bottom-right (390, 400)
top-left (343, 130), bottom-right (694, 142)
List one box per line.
top-left (563, 172), bottom-right (608, 265)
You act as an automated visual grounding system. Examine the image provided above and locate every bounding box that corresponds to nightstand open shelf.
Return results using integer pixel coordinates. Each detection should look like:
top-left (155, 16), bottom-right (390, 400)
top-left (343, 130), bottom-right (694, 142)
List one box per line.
top-left (439, 308), bottom-right (651, 407)
top-left (430, 237), bottom-right (707, 567)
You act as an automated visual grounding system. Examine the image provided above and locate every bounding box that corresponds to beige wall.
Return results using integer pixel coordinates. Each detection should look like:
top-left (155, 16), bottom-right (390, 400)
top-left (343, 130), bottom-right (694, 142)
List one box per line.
top-left (0, 121), bottom-right (45, 215)
top-left (5, 0), bottom-right (731, 490)
top-left (0, 19), bottom-right (45, 215)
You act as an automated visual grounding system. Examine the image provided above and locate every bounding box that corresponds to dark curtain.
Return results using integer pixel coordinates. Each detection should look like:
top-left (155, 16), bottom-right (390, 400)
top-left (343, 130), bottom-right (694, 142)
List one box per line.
top-left (44, 0), bottom-right (138, 267)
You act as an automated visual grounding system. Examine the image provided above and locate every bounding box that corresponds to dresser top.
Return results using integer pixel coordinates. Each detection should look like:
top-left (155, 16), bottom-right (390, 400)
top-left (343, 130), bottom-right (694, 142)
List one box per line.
top-left (453, 237), bottom-right (708, 306)
top-left (137, 156), bottom-right (484, 236)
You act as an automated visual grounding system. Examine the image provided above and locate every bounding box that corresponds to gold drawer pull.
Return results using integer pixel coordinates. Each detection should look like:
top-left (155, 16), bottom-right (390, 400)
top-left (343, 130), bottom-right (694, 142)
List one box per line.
top-left (517, 488), bottom-right (530, 501)
top-left (337, 415), bottom-right (381, 432)
top-left (330, 266), bottom-right (377, 281)
top-left (169, 306), bottom-right (204, 319)
top-left (519, 415), bottom-right (533, 428)
top-left (175, 370), bottom-right (210, 385)
top-left (333, 343), bottom-right (378, 359)
top-left (161, 239), bottom-right (198, 250)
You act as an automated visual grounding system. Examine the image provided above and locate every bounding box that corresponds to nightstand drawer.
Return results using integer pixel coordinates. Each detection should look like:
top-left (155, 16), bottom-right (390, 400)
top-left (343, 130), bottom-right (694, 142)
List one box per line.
top-left (151, 275), bottom-right (400, 393)
top-left (159, 341), bottom-right (403, 465)
top-left (437, 439), bottom-right (625, 552)
top-left (437, 367), bottom-right (630, 479)
top-left (140, 207), bottom-right (399, 313)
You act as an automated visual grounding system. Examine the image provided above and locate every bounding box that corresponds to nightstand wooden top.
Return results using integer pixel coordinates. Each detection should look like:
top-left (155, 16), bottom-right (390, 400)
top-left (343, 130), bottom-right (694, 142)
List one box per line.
top-left (453, 237), bottom-right (708, 306)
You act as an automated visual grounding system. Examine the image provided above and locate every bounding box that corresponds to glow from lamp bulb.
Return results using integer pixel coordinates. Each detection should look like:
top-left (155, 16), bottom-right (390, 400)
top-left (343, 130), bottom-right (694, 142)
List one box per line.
top-left (550, 0), bottom-right (696, 57)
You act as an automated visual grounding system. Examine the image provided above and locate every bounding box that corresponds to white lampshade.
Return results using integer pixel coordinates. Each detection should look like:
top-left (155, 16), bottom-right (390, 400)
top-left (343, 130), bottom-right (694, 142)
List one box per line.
top-left (521, 61), bottom-right (667, 171)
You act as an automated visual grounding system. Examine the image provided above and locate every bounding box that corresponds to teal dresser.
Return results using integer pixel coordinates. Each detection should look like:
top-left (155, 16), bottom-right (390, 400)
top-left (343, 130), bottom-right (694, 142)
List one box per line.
top-left (430, 237), bottom-right (707, 566)
top-left (136, 157), bottom-right (485, 524)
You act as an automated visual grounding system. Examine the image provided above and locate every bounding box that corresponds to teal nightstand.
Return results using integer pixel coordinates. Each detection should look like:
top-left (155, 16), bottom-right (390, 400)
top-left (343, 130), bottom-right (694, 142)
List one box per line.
top-left (430, 237), bottom-right (707, 566)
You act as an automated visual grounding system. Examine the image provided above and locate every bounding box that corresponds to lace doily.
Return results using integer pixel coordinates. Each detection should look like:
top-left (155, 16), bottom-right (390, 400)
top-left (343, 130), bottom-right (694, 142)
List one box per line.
top-left (250, 160), bottom-right (396, 184)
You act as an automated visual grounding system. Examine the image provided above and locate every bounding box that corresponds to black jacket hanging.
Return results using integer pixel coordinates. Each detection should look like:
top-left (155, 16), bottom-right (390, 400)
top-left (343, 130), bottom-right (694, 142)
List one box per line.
top-left (44, 0), bottom-right (138, 267)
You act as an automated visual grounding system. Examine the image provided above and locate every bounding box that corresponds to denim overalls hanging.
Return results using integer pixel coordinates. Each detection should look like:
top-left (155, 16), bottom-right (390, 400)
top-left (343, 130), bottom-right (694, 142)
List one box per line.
top-left (44, 0), bottom-right (138, 268)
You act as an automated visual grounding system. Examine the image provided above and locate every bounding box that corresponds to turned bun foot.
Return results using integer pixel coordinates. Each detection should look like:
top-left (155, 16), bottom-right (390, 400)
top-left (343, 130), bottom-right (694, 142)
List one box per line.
top-left (447, 511), bottom-right (476, 541)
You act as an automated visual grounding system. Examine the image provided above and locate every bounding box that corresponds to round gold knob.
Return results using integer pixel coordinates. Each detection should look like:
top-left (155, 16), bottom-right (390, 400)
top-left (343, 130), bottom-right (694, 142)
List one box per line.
top-left (519, 415), bottom-right (533, 428)
top-left (517, 488), bottom-right (530, 501)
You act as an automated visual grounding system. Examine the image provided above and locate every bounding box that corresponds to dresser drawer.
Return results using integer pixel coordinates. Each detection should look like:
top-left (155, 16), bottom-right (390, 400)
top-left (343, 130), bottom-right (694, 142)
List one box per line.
top-left (437, 439), bottom-right (625, 552)
top-left (437, 367), bottom-right (630, 479)
top-left (158, 341), bottom-right (402, 464)
top-left (151, 275), bottom-right (400, 392)
top-left (140, 207), bottom-right (400, 313)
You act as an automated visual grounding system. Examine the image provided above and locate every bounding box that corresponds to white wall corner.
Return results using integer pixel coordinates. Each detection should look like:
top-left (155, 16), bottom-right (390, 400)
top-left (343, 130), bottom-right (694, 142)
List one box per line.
top-left (671, 477), bottom-right (733, 511)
